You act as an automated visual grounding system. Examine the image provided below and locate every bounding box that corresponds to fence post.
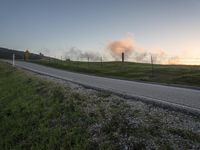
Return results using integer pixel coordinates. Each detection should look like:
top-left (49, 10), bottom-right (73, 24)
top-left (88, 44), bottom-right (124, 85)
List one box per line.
top-left (151, 55), bottom-right (154, 77)
top-left (87, 57), bottom-right (90, 67)
top-left (12, 54), bottom-right (15, 67)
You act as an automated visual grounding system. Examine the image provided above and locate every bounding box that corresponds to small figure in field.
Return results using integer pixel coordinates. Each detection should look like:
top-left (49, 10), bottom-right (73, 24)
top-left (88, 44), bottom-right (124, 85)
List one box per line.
top-left (24, 49), bottom-right (30, 61)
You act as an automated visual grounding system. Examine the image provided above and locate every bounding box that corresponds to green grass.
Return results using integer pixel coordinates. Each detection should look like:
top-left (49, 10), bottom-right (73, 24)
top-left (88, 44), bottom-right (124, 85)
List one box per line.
top-left (0, 63), bottom-right (94, 149)
top-left (0, 62), bottom-right (200, 149)
top-left (33, 59), bottom-right (200, 87)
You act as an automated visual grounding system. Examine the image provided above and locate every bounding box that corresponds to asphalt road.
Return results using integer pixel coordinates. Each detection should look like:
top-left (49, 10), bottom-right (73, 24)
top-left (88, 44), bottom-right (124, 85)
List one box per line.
top-left (4, 60), bottom-right (200, 113)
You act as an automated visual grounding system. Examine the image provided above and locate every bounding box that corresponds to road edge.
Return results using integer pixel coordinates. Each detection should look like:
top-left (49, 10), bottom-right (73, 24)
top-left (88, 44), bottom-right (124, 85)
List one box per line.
top-left (9, 61), bottom-right (200, 117)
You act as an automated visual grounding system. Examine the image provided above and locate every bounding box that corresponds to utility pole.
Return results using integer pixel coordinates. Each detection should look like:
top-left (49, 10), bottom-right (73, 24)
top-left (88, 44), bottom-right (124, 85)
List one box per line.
top-left (12, 54), bottom-right (15, 67)
top-left (151, 55), bottom-right (154, 77)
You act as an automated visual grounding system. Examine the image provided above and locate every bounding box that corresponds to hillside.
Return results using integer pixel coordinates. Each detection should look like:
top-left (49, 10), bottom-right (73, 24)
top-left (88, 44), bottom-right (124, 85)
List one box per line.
top-left (0, 47), bottom-right (43, 60)
top-left (33, 60), bottom-right (200, 87)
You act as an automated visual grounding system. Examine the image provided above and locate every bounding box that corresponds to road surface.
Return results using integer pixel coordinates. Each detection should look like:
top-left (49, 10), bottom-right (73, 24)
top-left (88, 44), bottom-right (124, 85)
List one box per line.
top-left (3, 60), bottom-right (200, 114)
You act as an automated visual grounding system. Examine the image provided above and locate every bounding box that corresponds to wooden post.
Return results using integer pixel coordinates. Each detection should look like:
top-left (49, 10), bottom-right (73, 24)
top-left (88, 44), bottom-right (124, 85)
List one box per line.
top-left (87, 57), bottom-right (89, 67)
top-left (122, 52), bottom-right (124, 63)
top-left (12, 54), bottom-right (15, 66)
top-left (151, 55), bottom-right (154, 77)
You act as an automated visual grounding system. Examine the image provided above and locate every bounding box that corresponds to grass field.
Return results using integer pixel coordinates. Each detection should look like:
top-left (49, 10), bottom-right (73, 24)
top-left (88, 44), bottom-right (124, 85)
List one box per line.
top-left (0, 62), bottom-right (200, 149)
top-left (33, 59), bottom-right (200, 87)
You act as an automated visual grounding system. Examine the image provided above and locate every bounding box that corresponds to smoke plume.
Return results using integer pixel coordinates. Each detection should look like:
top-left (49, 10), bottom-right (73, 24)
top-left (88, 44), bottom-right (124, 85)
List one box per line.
top-left (64, 35), bottom-right (193, 64)
top-left (107, 36), bottom-right (182, 64)
top-left (107, 37), bottom-right (135, 60)
top-left (64, 47), bottom-right (101, 61)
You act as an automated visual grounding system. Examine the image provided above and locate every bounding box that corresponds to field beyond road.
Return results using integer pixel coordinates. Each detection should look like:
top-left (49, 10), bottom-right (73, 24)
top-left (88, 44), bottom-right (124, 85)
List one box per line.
top-left (0, 62), bottom-right (200, 149)
top-left (33, 60), bottom-right (200, 87)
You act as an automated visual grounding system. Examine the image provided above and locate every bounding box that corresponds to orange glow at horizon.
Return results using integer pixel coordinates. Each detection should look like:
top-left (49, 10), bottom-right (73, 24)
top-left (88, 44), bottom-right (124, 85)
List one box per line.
top-left (107, 36), bottom-right (200, 65)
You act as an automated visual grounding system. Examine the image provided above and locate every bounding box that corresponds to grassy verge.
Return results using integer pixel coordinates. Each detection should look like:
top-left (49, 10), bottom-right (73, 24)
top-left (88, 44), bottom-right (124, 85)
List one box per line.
top-left (0, 63), bottom-right (94, 149)
top-left (33, 60), bottom-right (200, 87)
top-left (0, 62), bottom-right (200, 149)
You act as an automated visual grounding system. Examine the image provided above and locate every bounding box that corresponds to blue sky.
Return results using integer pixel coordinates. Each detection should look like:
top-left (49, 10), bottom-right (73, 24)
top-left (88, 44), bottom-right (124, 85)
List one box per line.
top-left (0, 0), bottom-right (200, 60)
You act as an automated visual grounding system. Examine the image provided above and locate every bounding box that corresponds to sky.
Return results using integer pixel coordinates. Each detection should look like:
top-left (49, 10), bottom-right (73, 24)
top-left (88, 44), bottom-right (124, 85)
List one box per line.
top-left (0, 0), bottom-right (200, 64)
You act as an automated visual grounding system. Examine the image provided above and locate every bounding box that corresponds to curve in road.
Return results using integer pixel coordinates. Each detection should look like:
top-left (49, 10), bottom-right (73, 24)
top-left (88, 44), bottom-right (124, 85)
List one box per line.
top-left (4, 60), bottom-right (200, 114)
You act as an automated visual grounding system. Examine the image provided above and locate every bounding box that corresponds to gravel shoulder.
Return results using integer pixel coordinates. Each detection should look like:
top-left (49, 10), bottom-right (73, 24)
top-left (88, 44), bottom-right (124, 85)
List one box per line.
top-left (24, 68), bottom-right (200, 149)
